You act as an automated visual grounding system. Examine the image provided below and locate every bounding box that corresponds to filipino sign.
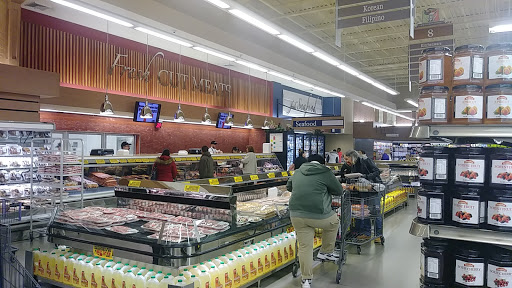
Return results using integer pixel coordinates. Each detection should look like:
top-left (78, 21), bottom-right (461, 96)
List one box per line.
top-left (336, 0), bottom-right (411, 29)
top-left (292, 117), bottom-right (345, 130)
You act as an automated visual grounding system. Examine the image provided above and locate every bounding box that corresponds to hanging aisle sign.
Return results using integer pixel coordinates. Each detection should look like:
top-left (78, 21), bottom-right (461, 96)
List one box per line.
top-left (292, 116), bottom-right (344, 130)
top-left (336, 0), bottom-right (411, 29)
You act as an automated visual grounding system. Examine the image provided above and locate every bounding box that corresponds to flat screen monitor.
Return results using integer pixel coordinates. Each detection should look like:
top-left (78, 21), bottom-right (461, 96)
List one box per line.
top-left (133, 101), bottom-right (161, 123)
top-left (216, 112), bottom-right (233, 129)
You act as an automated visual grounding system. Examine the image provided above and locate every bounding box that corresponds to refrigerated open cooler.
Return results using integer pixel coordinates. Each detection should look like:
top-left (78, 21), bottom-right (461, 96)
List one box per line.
top-left (311, 136), bottom-right (318, 155)
top-left (304, 135), bottom-right (311, 158)
top-left (286, 133), bottom-right (295, 169)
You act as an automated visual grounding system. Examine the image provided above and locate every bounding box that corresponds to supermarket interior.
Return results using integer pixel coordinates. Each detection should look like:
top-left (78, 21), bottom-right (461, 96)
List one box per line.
top-left (2, 0), bottom-right (512, 288)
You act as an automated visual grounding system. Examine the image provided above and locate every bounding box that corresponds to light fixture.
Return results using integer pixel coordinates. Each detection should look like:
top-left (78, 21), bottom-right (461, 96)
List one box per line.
top-left (292, 79), bottom-right (315, 88)
top-left (100, 94), bottom-right (114, 115)
top-left (357, 74), bottom-right (374, 83)
top-left (277, 35), bottom-right (315, 53)
top-left (225, 113), bottom-right (234, 126)
top-left (337, 64), bottom-right (360, 76)
top-left (235, 60), bottom-right (268, 72)
top-left (228, 9), bottom-right (280, 35)
top-left (489, 24), bottom-right (512, 33)
top-left (202, 108), bottom-right (212, 124)
top-left (372, 82), bottom-right (399, 95)
top-left (175, 46), bottom-right (185, 122)
top-left (313, 86), bottom-right (345, 98)
top-left (405, 99), bottom-right (419, 108)
top-left (225, 68), bottom-right (234, 127)
top-left (135, 27), bottom-right (193, 47)
top-left (50, 0), bottom-right (133, 27)
top-left (140, 101), bottom-right (153, 119)
top-left (205, 0), bottom-right (230, 9)
top-left (192, 47), bottom-right (236, 61)
top-left (244, 115), bottom-right (254, 128)
top-left (268, 71), bottom-right (293, 81)
top-left (262, 117), bottom-right (271, 130)
top-left (312, 52), bottom-right (340, 66)
top-left (361, 102), bottom-right (414, 121)
top-left (244, 70), bottom-right (254, 129)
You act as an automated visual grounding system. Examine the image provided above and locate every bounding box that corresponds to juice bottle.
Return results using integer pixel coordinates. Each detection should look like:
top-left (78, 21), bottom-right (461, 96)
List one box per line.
top-left (283, 237), bottom-right (291, 263)
top-left (144, 269), bottom-right (156, 281)
top-left (85, 255), bottom-right (95, 263)
top-left (231, 250), bottom-right (243, 259)
top-left (238, 255), bottom-right (248, 286)
top-left (174, 279), bottom-right (188, 287)
top-left (218, 262), bottom-right (231, 288)
top-left (54, 254), bottom-right (66, 282)
top-left (160, 276), bottom-right (174, 288)
top-left (32, 248), bottom-right (41, 276)
top-left (181, 269), bottom-right (192, 280)
top-left (230, 258), bottom-right (240, 288)
top-left (174, 273), bottom-right (187, 283)
top-left (90, 263), bottom-right (102, 288)
top-left (197, 263), bottom-right (209, 273)
top-left (138, 267), bottom-right (148, 276)
top-left (46, 252), bottom-right (57, 279)
top-left (189, 265), bottom-right (201, 277)
top-left (198, 270), bottom-right (211, 288)
top-left (90, 256), bottom-right (100, 266)
top-left (70, 253), bottom-right (80, 259)
top-left (112, 267), bottom-right (124, 288)
top-left (268, 243), bottom-right (277, 269)
top-left (120, 263), bottom-right (131, 274)
top-left (81, 260), bottom-right (93, 288)
top-left (124, 270), bottom-right (136, 288)
top-left (131, 265), bottom-right (140, 275)
top-left (276, 240), bottom-right (284, 267)
top-left (133, 272), bottom-right (146, 288)
top-left (155, 271), bottom-right (165, 281)
top-left (100, 264), bottom-right (113, 288)
top-left (97, 258), bottom-right (108, 267)
top-left (72, 258), bottom-right (84, 287)
top-left (212, 258), bottom-right (223, 268)
top-left (38, 250), bottom-right (48, 277)
top-left (128, 260), bottom-right (138, 267)
top-left (260, 245), bottom-right (270, 273)
top-left (245, 251), bottom-right (257, 281)
top-left (206, 260), bottom-right (217, 270)
top-left (219, 255), bottom-right (230, 265)
top-left (189, 275), bottom-right (200, 288)
top-left (253, 249), bottom-right (264, 276)
top-left (288, 236), bottom-right (296, 260)
top-left (112, 261), bottom-right (124, 271)
top-left (146, 276), bottom-right (160, 288)
top-left (63, 256), bottom-right (75, 285)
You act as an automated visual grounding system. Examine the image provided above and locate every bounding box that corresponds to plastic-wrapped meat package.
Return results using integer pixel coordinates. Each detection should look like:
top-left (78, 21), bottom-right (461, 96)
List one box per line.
top-left (172, 216), bottom-right (195, 225)
top-left (105, 226), bottom-right (139, 235)
top-left (198, 219), bottom-right (230, 231)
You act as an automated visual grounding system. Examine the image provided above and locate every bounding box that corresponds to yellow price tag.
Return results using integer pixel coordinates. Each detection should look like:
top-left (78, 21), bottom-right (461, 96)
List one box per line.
top-left (119, 159), bottom-right (127, 163)
top-left (174, 158), bottom-right (182, 162)
top-left (110, 159), bottom-right (119, 164)
top-left (267, 173), bottom-right (275, 178)
top-left (290, 171), bottom-right (295, 175)
top-left (184, 185), bottom-right (200, 192)
top-left (95, 159), bottom-right (106, 164)
top-left (128, 180), bottom-right (141, 187)
top-left (93, 245), bottom-right (113, 259)
top-left (84, 160), bottom-right (89, 164)
top-left (143, 158), bottom-right (152, 163)
top-left (250, 175), bottom-right (259, 181)
top-left (127, 159), bottom-right (136, 163)
top-left (134, 159), bottom-right (143, 163)
top-left (281, 172), bottom-right (289, 177)
top-left (209, 179), bottom-right (220, 185)
top-left (234, 176), bottom-right (243, 183)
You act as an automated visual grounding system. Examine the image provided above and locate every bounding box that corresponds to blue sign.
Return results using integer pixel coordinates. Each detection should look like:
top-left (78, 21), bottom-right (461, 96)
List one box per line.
top-left (293, 118), bottom-right (344, 128)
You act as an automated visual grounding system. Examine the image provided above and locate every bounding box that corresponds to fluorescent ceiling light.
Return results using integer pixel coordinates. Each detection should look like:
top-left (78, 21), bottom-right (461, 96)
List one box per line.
top-left (394, 123), bottom-right (413, 127)
top-left (406, 99), bottom-right (419, 108)
top-left (337, 64), bottom-right (360, 76)
top-left (292, 79), bottom-right (314, 88)
top-left (277, 35), bottom-right (315, 53)
top-left (192, 47), bottom-right (235, 61)
top-left (312, 52), bottom-right (340, 66)
top-left (135, 27), bottom-right (193, 47)
top-left (50, 0), bottom-right (133, 27)
top-left (357, 74), bottom-right (374, 84)
top-left (372, 82), bottom-right (399, 95)
top-left (489, 24), bottom-right (512, 33)
top-left (314, 86), bottom-right (345, 98)
top-left (362, 102), bottom-right (414, 121)
top-left (235, 60), bottom-right (269, 72)
top-left (229, 9), bottom-right (280, 35)
top-left (205, 0), bottom-right (230, 9)
top-left (268, 71), bottom-right (293, 81)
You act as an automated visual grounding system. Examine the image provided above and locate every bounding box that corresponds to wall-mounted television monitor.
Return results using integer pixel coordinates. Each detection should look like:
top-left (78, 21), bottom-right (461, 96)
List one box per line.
top-left (133, 101), bottom-right (161, 123)
top-left (216, 112), bottom-right (233, 129)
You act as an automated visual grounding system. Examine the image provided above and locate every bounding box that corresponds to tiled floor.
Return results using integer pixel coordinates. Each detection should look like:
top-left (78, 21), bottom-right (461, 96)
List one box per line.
top-left (13, 202), bottom-right (420, 288)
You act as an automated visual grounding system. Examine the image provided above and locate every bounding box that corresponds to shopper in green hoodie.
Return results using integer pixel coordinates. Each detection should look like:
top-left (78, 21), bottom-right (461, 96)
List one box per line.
top-left (287, 154), bottom-right (343, 288)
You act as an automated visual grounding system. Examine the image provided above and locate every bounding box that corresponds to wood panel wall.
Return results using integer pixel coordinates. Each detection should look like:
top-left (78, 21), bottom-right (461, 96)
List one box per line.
top-left (19, 20), bottom-right (272, 115)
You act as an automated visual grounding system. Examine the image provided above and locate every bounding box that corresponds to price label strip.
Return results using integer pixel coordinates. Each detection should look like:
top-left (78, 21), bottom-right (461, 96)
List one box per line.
top-left (250, 175), bottom-right (259, 181)
top-left (93, 245), bottom-right (113, 259)
top-left (267, 172), bottom-right (275, 179)
top-left (128, 180), bottom-right (141, 187)
top-left (209, 179), bottom-right (220, 185)
top-left (184, 185), bottom-right (200, 192)
top-left (234, 176), bottom-right (243, 183)
top-left (119, 159), bottom-right (127, 163)
top-left (110, 159), bottom-right (120, 164)
top-left (95, 159), bottom-right (106, 164)
top-left (281, 172), bottom-right (289, 177)
top-left (290, 171), bottom-right (295, 175)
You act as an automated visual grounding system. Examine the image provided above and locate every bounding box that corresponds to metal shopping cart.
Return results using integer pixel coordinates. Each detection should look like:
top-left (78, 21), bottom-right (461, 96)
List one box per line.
top-left (344, 177), bottom-right (386, 255)
top-left (0, 224), bottom-right (40, 288)
top-left (291, 189), bottom-right (351, 284)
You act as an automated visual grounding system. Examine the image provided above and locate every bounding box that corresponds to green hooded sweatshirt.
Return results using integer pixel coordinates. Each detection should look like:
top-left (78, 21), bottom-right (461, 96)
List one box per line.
top-left (287, 162), bottom-right (343, 219)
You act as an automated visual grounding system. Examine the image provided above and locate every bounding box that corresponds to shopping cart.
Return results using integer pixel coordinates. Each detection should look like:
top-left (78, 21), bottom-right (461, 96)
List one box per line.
top-left (291, 189), bottom-right (351, 284)
top-left (0, 224), bottom-right (40, 288)
top-left (343, 177), bottom-right (386, 255)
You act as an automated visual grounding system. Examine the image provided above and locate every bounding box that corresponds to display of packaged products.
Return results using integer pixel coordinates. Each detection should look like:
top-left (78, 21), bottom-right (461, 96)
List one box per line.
top-left (89, 172), bottom-right (117, 187)
top-left (455, 244), bottom-right (485, 287)
top-left (421, 239), bottom-right (453, 285)
top-left (417, 186), bottom-right (446, 224)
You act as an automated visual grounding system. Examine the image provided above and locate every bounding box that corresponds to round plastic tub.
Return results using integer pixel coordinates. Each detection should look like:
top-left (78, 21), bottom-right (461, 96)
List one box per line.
top-left (421, 238), bottom-right (453, 285)
top-left (487, 190), bottom-right (512, 232)
top-left (453, 45), bottom-right (485, 86)
top-left (487, 246), bottom-right (512, 288)
top-left (419, 146), bottom-right (450, 185)
top-left (452, 85), bottom-right (484, 124)
top-left (485, 84), bottom-right (512, 124)
top-left (418, 86), bottom-right (450, 124)
top-left (451, 188), bottom-right (485, 228)
top-left (420, 47), bottom-right (453, 87)
top-left (486, 43), bottom-right (512, 85)
top-left (454, 244), bottom-right (485, 287)
top-left (417, 185), bottom-right (447, 224)
top-left (489, 148), bottom-right (512, 188)
top-left (453, 147), bottom-right (487, 187)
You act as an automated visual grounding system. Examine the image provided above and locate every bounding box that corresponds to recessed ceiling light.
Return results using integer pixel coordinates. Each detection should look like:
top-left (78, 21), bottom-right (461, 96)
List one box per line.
top-left (135, 27), bottom-right (193, 47)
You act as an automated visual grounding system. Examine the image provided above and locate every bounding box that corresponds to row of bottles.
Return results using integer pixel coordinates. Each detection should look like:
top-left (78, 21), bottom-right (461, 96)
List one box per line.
top-left (33, 232), bottom-right (298, 288)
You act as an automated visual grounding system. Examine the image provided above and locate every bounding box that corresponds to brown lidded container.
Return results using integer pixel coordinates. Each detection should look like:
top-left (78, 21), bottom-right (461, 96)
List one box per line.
top-left (419, 47), bottom-right (453, 87)
top-left (453, 44), bottom-right (485, 86)
top-left (485, 84), bottom-right (512, 124)
top-left (418, 86), bottom-right (449, 124)
top-left (452, 84), bottom-right (484, 124)
top-left (486, 43), bottom-right (512, 85)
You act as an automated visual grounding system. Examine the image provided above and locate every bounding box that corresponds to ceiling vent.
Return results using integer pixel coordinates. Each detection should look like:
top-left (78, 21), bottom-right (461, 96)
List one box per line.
top-left (23, 0), bottom-right (52, 11)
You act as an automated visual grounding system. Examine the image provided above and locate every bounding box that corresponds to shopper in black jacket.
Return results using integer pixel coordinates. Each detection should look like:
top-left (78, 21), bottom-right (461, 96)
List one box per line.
top-left (199, 146), bottom-right (214, 179)
top-left (344, 150), bottom-right (383, 243)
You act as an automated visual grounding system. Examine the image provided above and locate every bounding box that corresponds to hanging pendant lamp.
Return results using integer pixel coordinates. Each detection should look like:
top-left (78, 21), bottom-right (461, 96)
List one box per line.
top-left (225, 113), bottom-right (234, 126)
top-left (174, 103), bottom-right (185, 122)
top-left (244, 115), bottom-right (254, 128)
top-left (140, 100), bottom-right (153, 119)
top-left (100, 94), bottom-right (114, 115)
top-left (243, 69), bottom-right (254, 128)
top-left (262, 117), bottom-right (271, 130)
top-left (202, 107), bottom-right (212, 124)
